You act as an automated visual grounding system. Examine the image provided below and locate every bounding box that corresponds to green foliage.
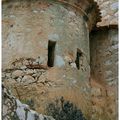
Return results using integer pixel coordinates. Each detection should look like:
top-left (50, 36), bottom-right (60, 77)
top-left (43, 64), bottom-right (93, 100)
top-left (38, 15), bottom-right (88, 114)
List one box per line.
top-left (46, 97), bottom-right (87, 120)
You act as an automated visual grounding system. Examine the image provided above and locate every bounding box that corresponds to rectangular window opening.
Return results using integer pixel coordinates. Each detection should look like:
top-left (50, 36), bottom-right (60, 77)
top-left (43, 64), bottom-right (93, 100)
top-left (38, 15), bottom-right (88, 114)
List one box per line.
top-left (75, 49), bottom-right (82, 70)
top-left (47, 40), bottom-right (56, 67)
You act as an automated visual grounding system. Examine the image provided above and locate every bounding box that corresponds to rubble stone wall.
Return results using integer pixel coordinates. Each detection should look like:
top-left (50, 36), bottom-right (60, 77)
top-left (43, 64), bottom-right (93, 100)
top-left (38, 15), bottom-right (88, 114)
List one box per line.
top-left (90, 27), bottom-right (118, 86)
top-left (90, 27), bottom-right (118, 120)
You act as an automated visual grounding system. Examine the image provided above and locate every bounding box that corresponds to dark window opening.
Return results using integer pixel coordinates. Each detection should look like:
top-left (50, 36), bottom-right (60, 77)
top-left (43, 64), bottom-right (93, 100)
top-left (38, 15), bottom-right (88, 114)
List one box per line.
top-left (75, 49), bottom-right (83, 70)
top-left (47, 40), bottom-right (56, 67)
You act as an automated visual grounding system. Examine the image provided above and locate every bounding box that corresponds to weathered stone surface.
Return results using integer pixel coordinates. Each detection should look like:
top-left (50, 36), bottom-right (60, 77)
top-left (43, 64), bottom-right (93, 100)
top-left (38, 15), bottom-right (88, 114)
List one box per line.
top-left (35, 56), bottom-right (44, 65)
top-left (2, 0), bottom-right (118, 120)
top-left (2, 56), bottom-right (91, 119)
top-left (90, 28), bottom-right (118, 86)
top-left (105, 70), bottom-right (112, 77)
top-left (5, 73), bottom-right (11, 78)
top-left (104, 60), bottom-right (112, 66)
top-left (54, 55), bottom-right (65, 67)
top-left (20, 66), bottom-right (27, 70)
top-left (22, 75), bottom-right (35, 84)
top-left (70, 63), bottom-right (77, 68)
top-left (25, 69), bottom-right (34, 75)
top-left (91, 87), bottom-right (101, 97)
top-left (95, 0), bottom-right (118, 26)
top-left (16, 77), bottom-right (22, 82)
top-left (12, 70), bottom-right (24, 78)
top-left (48, 34), bottom-right (59, 41)
top-left (90, 28), bottom-right (118, 120)
top-left (2, 0), bottom-right (90, 71)
top-left (2, 57), bottom-right (47, 85)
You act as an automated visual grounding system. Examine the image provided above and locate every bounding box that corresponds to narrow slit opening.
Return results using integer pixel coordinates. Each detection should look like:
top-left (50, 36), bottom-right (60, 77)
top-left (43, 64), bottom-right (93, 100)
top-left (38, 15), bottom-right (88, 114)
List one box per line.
top-left (47, 40), bottom-right (56, 67)
top-left (75, 49), bottom-right (82, 70)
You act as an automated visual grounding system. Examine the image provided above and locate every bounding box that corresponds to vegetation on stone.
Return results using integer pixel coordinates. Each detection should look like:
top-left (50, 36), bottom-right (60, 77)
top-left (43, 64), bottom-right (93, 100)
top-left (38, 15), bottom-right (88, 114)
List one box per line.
top-left (46, 97), bottom-right (86, 120)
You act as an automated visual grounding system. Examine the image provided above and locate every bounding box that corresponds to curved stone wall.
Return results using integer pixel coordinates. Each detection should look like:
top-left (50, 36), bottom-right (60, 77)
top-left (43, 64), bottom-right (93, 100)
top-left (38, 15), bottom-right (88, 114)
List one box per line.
top-left (2, 0), bottom-right (91, 119)
top-left (2, 0), bottom-right (89, 69)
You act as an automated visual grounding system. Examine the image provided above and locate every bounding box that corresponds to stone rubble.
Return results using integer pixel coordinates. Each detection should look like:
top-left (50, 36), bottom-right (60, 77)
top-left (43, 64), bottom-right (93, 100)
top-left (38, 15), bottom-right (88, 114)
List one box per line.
top-left (2, 57), bottom-right (48, 86)
top-left (2, 85), bottom-right (55, 120)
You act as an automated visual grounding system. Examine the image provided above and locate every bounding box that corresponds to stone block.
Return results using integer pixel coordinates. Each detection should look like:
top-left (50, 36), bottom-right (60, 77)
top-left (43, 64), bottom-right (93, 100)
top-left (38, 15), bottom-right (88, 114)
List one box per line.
top-left (12, 70), bottom-right (24, 78)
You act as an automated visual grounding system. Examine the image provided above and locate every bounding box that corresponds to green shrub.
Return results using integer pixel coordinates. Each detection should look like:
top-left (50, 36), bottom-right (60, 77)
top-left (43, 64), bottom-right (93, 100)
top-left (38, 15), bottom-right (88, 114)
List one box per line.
top-left (46, 97), bottom-right (86, 120)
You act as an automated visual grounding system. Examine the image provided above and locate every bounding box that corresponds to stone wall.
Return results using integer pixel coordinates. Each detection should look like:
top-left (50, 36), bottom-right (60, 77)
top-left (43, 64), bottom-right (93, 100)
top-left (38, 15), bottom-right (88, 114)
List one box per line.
top-left (90, 27), bottom-right (118, 120)
top-left (90, 27), bottom-right (118, 86)
top-left (2, 0), bottom-right (118, 120)
top-left (2, 0), bottom-right (89, 69)
top-left (2, 0), bottom-right (91, 119)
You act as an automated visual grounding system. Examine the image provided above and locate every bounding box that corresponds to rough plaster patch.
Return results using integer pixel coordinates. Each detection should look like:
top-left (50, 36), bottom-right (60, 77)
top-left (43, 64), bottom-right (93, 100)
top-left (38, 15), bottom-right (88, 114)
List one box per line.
top-left (48, 34), bottom-right (59, 41)
top-left (54, 55), bottom-right (65, 67)
top-left (68, 11), bottom-right (76, 18)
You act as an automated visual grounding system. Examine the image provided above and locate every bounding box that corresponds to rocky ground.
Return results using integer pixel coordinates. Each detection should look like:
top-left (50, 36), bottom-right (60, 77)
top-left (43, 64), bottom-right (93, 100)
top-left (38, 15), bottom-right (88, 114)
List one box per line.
top-left (2, 84), bottom-right (55, 120)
